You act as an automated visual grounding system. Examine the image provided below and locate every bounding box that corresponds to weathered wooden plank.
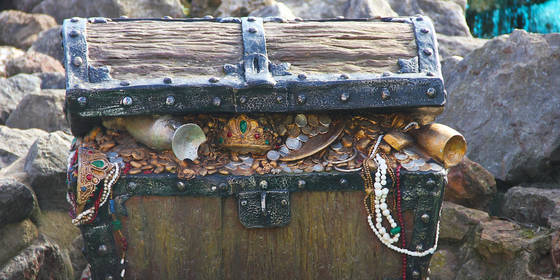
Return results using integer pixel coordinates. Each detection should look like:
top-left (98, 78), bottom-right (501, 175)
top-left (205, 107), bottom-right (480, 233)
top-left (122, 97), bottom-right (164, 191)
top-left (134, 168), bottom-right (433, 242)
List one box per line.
top-left (87, 21), bottom-right (243, 80)
top-left (85, 20), bottom-right (417, 81)
top-left (265, 21), bottom-right (417, 75)
top-left (121, 192), bottom-right (415, 279)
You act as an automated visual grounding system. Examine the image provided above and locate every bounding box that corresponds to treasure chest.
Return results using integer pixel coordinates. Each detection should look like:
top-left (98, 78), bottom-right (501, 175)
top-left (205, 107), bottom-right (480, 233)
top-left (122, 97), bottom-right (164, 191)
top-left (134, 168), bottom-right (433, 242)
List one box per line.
top-left (62, 15), bottom-right (466, 280)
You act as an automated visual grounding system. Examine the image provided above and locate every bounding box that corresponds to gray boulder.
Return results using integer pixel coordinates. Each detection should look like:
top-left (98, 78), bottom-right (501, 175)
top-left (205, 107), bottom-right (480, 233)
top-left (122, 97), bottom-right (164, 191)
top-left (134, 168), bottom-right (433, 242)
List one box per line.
top-left (0, 126), bottom-right (48, 169)
top-left (0, 179), bottom-right (36, 227)
top-left (0, 46), bottom-right (25, 77)
top-left (29, 26), bottom-right (63, 63)
top-left (6, 89), bottom-right (68, 132)
top-left (437, 34), bottom-right (487, 59)
top-left (0, 10), bottom-right (57, 49)
top-left (5, 51), bottom-right (64, 77)
top-left (502, 186), bottom-right (560, 230)
top-left (437, 30), bottom-right (560, 184)
top-left (31, 0), bottom-right (185, 23)
top-left (24, 131), bottom-right (73, 209)
top-left (249, 1), bottom-right (296, 20)
top-left (33, 72), bottom-right (66, 89)
top-left (0, 234), bottom-right (72, 280)
top-left (387, 0), bottom-right (471, 37)
top-left (0, 219), bottom-right (38, 265)
top-left (0, 74), bottom-right (42, 124)
top-left (217, 0), bottom-right (396, 18)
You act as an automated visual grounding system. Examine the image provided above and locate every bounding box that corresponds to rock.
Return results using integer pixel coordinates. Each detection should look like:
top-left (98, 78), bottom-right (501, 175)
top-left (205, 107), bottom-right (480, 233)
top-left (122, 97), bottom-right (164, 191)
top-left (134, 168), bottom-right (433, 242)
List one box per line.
top-left (13, 0), bottom-right (44, 12)
top-left (31, 0), bottom-right (185, 23)
top-left (69, 235), bottom-right (88, 280)
top-left (437, 30), bottom-right (560, 184)
top-left (0, 126), bottom-right (48, 169)
top-left (502, 186), bottom-right (560, 229)
top-left (33, 72), bottom-right (66, 89)
top-left (6, 89), bottom-right (68, 132)
top-left (0, 46), bottom-right (25, 77)
top-left (0, 234), bottom-right (73, 280)
top-left (249, 1), bottom-right (296, 20)
top-left (29, 26), bottom-right (63, 63)
top-left (0, 220), bottom-right (39, 265)
top-left (387, 0), bottom-right (471, 37)
top-left (217, 0), bottom-right (396, 18)
top-left (475, 219), bottom-right (534, 263)
top-left (440, 201), bottom-right (490, 241)
top-left (429, 248), bottom-right (460, 280)
top-left (552, 231), bottom-right (560, 275)
top-left (190, 0), bottom-right (222, 17)
top-left (0, 179), bottom-right (36, 226)
top-left (5, 51), bottom-right (64, 77)
top-left (0, 10), bottom-right (57, 49)
top-left (24, 131), bottom-right (73, 209)
top-left (445, 157), bottom-right (496, 210)
top-left (437, 34), bottom-right (487, 59)
top-left (0, 74), bottom-right (42, 124)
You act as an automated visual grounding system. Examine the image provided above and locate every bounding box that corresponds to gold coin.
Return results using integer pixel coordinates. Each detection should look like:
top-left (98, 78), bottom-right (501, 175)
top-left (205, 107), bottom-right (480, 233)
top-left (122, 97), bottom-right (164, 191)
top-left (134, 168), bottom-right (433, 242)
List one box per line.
top-left (307, 115), bottom-right (319, 127)
top-left (295, 114), bottom-right (308, 128)
top-left (283, 115), bottom-right (294, 124)
top-left (318, 125), bottom-right (329, 134)
top-left (277, 125), bottom-right (287, 136)
top-left (341, 135), bottom-right (353, 148)
top-left (301, 125), bottom-right (312, 135)
top-left (319, 115), bottom-right (331, 127)
top-left (287, 124), bottom-right (300, 137)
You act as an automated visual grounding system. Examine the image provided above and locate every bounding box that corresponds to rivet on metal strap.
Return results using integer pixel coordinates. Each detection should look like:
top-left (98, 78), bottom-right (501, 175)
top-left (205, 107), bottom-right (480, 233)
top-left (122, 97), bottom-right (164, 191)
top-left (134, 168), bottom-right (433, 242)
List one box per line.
top-left (260, 180), bottom-right (268, 189)
top-left (121, 96), bottom-right (132, 106)
top-left (212, 97), bottom-right (221, 107)
top-left (421, 213), bottom-right (430, 223)
top-left (426, 88), bottom-right (436, 98)
top-left (163, 77), bottom-right (172, 84)
top-left (297, 179), bottom-right (306, 189)
top-left (72, 56), bottom-right (82, 67)
top-left (69, 30), bottom-right (80, 37)
top-left (381, 88), bottom-right (391, 100)
top-left (77, 96), bottom-right (87, 106)
top-left (176, 181), bottom-right (185, 191)
top-left (165, 96), bottom-right (175, 105)
top-left (340, 92), bottom-right (350, 102)
top-left (296, 94), bottom-right (306, 104)
top-left (339, 178), bottom-right (349, 187)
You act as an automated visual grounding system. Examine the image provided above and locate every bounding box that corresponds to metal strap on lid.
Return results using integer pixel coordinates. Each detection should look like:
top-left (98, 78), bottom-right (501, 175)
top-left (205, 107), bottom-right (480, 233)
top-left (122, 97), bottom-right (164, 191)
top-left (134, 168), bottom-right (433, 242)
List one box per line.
top-left (241, 17), bottom-right (276, 87)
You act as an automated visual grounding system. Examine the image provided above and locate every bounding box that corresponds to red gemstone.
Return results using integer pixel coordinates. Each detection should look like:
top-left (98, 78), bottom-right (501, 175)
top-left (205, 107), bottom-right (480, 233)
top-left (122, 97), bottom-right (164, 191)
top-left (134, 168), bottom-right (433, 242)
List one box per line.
top-left (86, 174), bottom-right (93, 180)
top-left (227, 131), bottom-right (232, 137)
top-left (88, 150), bottom-right (93, 154)
top-left (254, 133), bottom-right (261, 139)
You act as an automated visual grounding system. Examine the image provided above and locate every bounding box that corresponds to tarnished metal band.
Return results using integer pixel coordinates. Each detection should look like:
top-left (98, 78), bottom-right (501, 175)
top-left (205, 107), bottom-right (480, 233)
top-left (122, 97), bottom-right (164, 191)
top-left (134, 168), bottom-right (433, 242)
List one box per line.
top-left (411, 16), bottom-right (440, 76)
top-left (241, 17), bottom-right (276, 87)
top-left (62, 18), bottom-right (89, 88)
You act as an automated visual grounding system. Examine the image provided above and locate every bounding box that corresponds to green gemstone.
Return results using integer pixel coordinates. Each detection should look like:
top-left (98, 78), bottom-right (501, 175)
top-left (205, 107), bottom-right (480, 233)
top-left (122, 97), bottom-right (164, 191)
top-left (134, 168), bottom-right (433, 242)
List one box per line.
top-left (218, 137), bottom-right (224, 144)
top-left (92, 160), bottom-right (105, 168)
top-left (112, 219), bottom-right (122, 231)
top-left (265, 140), bottom-right (270, 145)
top-left (240, 120), bottom-right (248, 134)
top-left (390, 226), bottom-right (401, 236)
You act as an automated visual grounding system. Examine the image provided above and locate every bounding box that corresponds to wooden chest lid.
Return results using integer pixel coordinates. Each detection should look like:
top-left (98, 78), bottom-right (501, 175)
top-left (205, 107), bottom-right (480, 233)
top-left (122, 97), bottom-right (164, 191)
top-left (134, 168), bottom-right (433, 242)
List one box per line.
top-left (62, 16), bottom-right (444, 134)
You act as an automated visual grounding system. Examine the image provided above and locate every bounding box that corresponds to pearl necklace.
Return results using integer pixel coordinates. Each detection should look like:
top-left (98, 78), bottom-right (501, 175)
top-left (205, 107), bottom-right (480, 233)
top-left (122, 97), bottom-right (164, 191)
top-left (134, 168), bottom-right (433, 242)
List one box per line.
top-left (363, 135), bottom-right (440, 257)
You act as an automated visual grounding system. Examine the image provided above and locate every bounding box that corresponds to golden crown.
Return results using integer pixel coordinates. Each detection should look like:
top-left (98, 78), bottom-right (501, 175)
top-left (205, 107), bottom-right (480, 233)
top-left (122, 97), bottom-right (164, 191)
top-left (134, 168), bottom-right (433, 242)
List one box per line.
top-left (219, 114), bottom-right (274, 154)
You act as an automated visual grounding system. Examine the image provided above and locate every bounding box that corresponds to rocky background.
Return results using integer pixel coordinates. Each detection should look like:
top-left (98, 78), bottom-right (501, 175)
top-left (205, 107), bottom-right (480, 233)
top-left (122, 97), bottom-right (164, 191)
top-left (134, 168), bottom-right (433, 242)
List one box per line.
top-left (0, 0), bottom-right (558, 279)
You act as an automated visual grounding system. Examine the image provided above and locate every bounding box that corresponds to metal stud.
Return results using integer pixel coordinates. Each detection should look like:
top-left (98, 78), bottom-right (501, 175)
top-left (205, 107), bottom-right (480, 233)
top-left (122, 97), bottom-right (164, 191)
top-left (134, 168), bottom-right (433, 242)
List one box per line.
top-left (420, 28), bottom-right (430, 33)
top-left (426, 71), bottom-right (434, 76)
top-left (297, 179), bottom-right (306, 189)
top-left (211, 186), bottom-right (217, 191)
top-left (248, 27), bottom-right (257, 33)
top-left (248, 17), bottom-right (256, 22)
top-left (276, 96), bottom-right (283, 103)
top-left (219, 183), bottom-right (228, 190)
top-left (336, 16), bottom-right (345, 19)
top-left (165, 96), bottom-right (175, 105)
top-left (176, 181), bottom-right (185, 191)
top-left (425, 178), bottom-right (436, 189)
top-left (421, 213), bottom-right (430, 223)
top-left (70, 17), bottom-right (79, 22)
top-left (223, 64), bottom-right (237, 74)
top-left (296, 94), bottom-right (306, 104)
top-left (339, 74), bottom-right (349, 80)
top-left (120, 81), bottom-right (130, 86)
top-left (105, 276), bottom-right (113, 280)
top-left (426, 88), bottom-right (436, 98)
top-left (339, 178), bottom-right (349, 187)
top-left (423, 48), bottom-right (432, 56)
top-left (412, 270), bottom-right (420, 279)
top-left (281, 199), bottom-right (288, 206)
top-left (416, 244), bottom-right (423, 250)
top-left (382, 72), bottom-right (392, 77)
top-left (381, 88), bottom-right (390, 100)
top-left (98, 244), bottom-right (108, 255)
top-left (297, 73), bottom-right (307, 80)
top-left (203, 15), bottom-right (214, 19)
top-left (120, 16), bottom-right (129, 19)
top-left (416, 16), bottom-right (424, 21)
top-left (72, 56), bottom-right (83, 67)
top-left (209, 77), bottom-right (219, 83)
top-left (340, 92), bottom-right (350, 102)
top-left (69, 30), bottom-right (80, 37)
top-left (241, 200), bottom-right (248, 206)
top-left (77, 96), bottom-right (87, 106)
top-left (121, 96), bottom-right (133, 106)
top-left (162, 16), bottom-right (173, 19)
top-left (239, 96), bottom-right (247, 104)
top-left (212, 96), bottom-right (221, 107)
top-left (163, 77), bottom-right (172, 84)
top-left (260, 180), bottom-right (268, 189)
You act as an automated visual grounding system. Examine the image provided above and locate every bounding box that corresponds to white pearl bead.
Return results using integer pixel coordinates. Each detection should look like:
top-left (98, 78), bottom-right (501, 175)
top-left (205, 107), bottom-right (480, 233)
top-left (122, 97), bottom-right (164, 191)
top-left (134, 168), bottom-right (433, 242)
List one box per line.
top-left (381, 180), bottom-right (387, 185)
top-left (382, 209), bottom-right (390, 216)
top-left (380, 203), bottom-right (387, 210)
